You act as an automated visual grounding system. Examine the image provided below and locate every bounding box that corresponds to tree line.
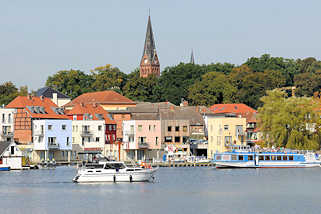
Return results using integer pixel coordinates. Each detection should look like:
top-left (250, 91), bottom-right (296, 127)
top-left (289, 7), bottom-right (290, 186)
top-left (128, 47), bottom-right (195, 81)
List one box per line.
top-left (2, 54), bottom-right (321, 109)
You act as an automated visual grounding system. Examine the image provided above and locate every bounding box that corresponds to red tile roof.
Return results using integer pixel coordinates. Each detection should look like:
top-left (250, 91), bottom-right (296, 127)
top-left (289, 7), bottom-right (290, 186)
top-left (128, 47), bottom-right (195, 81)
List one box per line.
top-left (67, 103), bottom-right (116, 124)
top-left (6, 96), bottom-right (69, 119)
top-left (64, 90), bottom-right (135, 107)
top-left (209, 103), bottom-right (257, 122)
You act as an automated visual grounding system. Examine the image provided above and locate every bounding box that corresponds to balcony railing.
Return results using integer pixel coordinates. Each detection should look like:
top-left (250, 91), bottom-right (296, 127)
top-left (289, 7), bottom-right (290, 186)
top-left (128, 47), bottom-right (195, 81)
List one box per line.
top-left (81, 130), bottom-right (92, 136)
top-left (48, 143), bottom-right (60, 149)
top-left (138, 142), bottom-right (149, 149)
top-left (1, 132), bottom-right (13, 137)
top-left (34, 130), bottom-right (44, 136)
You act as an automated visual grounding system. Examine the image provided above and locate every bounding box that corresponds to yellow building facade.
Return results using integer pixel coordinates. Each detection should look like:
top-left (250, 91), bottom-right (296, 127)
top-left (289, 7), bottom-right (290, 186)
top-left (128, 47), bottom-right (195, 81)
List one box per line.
top-left (207, 116), bottom-right (247, 157)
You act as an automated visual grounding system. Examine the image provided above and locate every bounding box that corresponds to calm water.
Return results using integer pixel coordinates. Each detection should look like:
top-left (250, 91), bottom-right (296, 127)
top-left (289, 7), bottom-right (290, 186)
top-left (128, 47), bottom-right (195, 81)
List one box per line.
top-left (0, 166), bottom-right (321, 214)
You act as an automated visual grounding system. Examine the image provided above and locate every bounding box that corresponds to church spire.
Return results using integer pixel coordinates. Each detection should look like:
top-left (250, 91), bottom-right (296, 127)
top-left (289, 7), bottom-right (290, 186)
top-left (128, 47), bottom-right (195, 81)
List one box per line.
top-left (190, 49), bottom-right (195, 64)
top-left (140, 14), bottom-right (160, 78)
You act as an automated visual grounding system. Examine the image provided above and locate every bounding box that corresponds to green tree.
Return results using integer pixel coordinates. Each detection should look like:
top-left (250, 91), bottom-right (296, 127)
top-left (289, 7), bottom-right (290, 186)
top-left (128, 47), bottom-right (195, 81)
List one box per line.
top-left (0, 82), bottom-right (19, 105)
top-left (46, 69), bottom-right (93, 99)
top-left (294, 72), bottom-right (321, 97)
top-left (123, 69), bottom-right (162, 102)
top-left (258, 90), bottom-right (321, 150)
top-left (90, 64), bottom-right (127, 94)
top-left (188, 72), bottom-right (237, 106)
top-left (159, 63), bottom-right (210, 105)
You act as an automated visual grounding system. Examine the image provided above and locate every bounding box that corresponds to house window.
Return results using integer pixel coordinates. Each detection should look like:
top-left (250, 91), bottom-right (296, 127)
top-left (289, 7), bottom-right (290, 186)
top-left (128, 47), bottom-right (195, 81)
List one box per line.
top-left (224, 125), bottom-right (229, 130)
top-left (149, 125), bottom-right (151, 131)
top-left (48, 137), bottom-right (56, 144)
top-left (98, 125), bottom-right (102, 131)
top-left (87, 137), bottom-right (91, 142)
top-left (175, 136), bottom-right (180, 143)
top-left (62, 151), bottom-right (64, 158)
top-left (72, 137), bottom-right (75, 143)
top-left (175, 126), bottom-right (179, 132)
top-left (109, 125), bottom-right (112, 131)
top-left (82, 137), bottom-right (85, 146)
top-left (48, 125), bottom-right (52, 130)
top-left (183, 136), bottom-right (188, 143)
top-left (8, 114), bottom-right (11, 123)
top-left (2, 114), bottom-right (5, 123)
top-left (66, 137), bottom-right (70, 146)
top-left (73, 115), bottom-right (77, 120)
top-left (164, 136), bottom-right (172, 143)
top-left (156, 137), bottom-right (158, 145)
top-left (153, 125), bottom-right (156, 131)
top-left (168, 126), bottom-right (172, 132)
top-left (10, 146), bottom-right (14, 155)
top-left (224, 136), bottom-right (232, 145)
top-left (62, 125), bottom-right (66, 130)
top-left (113, 125), bottom-right (116, 130)
top-left (138, 125), bottom-right (142, 132)
top-left (183, 126), bottom-right (187, 132)
top-left (96, 137), bottom-right (100, 142)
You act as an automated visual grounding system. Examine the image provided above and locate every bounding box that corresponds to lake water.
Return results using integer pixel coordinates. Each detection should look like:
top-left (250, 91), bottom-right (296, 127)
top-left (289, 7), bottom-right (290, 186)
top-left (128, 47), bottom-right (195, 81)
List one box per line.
top-left (0, 166), bottom-right (321, 214)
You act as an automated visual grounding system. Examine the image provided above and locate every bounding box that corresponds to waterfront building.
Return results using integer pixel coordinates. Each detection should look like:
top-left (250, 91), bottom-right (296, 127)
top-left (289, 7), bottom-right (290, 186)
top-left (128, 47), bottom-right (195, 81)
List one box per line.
top-left (0, 107), bottom-right (16, 142)
top-left (66, 103), bottom-right (117, 160)
top-left (6, 96), bottom-right (72, 163)
top-left (123, 119), bottom-right (161, 162)
top-left (36, 87), bottom-right (71, 107)
top-left (207, 113), bottom-right (247, 157)
top-left (139, 15), bottom-right (160, 78)
top-left (0, 141), bottom-right (23, 170)
top-left (64, 90), bottom-right (135, 144)
top-left (209, 103), bottom-right (258, 147)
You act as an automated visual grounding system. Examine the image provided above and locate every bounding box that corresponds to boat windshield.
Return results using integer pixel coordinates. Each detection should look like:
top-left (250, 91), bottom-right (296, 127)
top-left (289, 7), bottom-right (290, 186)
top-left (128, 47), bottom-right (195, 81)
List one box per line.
top-left (85, 164), bottom-right (104, 169)
top-left (104, 163), bottom-right (126, 169)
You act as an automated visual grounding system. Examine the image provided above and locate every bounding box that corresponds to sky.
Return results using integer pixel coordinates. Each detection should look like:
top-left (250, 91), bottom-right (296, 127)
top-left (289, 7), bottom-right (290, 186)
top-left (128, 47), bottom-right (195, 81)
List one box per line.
top-left (1, 0), bottom-right (321, 90)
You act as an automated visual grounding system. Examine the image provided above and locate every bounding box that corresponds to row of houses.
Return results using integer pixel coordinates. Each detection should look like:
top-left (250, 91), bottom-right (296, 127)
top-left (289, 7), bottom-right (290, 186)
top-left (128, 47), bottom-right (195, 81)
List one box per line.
top-left (0, 87), bottom-right (259, 164)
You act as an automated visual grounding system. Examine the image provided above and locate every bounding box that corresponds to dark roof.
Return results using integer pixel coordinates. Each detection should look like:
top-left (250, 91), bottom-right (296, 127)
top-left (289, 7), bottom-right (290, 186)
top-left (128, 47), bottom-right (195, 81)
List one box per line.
top-left (142, 16), bottom-right (157, 63)
top-left (36, 87), bottom-right (70, 99)
top-left (0, 141), bottom-right (11, 156)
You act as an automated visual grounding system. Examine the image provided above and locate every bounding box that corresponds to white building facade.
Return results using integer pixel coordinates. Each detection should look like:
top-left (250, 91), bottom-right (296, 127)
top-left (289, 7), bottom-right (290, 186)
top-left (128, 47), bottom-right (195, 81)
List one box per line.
top-left (32, 119), bottom-right (72, 163)
top-left (0, 108), bottom-right (16, 142)
top-left (0, 141), bottom-right (23, 170)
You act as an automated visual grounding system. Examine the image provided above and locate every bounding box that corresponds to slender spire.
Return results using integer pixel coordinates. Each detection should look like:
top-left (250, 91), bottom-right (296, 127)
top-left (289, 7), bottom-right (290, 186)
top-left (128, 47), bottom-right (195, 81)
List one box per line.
top-left (143, 15), bottom-right (156, 62)
top-left (190, 49), bottom-right (195, 64)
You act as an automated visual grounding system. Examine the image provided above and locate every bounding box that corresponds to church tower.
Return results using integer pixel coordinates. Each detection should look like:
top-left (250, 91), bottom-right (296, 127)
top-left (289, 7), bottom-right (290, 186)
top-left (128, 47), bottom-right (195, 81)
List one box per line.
top-left (140, 15), bottom-right (160, 78)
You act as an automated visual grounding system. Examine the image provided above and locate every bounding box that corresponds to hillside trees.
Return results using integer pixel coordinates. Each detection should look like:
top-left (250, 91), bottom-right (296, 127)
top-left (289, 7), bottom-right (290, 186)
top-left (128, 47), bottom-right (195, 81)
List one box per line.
top-left (0, 82), bottom-right (28, 105)
top-left (258, 90), bottom-right (321, 150)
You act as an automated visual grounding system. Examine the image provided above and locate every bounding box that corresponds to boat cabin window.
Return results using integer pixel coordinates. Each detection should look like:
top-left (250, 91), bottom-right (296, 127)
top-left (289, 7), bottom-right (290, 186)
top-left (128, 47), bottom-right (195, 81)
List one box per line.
top-left (259, 156), bottom-right (264, 160)
top-left (265, 156), bottom-right (270, 161)
top-left (105, 163), bottom-right (126, 169)
top-left (216, 155), bottom-right (222, 161)
top-left (248, 155), bottom-right (253, 161)
top-left (282, 156), bottom-right (288, 161)
top-left (289, 156), bottom-right (294, 161)
top-left (86, 164), bottom-right (104, 169)
top-left (232, 155), bottom-right (237, 160)
top-left (239, 155), bottom-right (244, 161)
top-left (271, 156), bottom-right (276, 160)
top-left (277, 156), bottom-right (282, 161)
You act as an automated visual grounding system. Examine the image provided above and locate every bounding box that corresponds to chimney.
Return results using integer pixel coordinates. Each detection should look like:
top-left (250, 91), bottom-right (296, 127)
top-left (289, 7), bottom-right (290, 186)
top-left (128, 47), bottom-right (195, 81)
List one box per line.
top-left (80, 102), bottom-right (84, 107)
top-left (93, 103), bottom-right (97, 108)
top-left (52, 93), bottom-right (58, 105)
top-left (27, 94), bottom-right (32, 100)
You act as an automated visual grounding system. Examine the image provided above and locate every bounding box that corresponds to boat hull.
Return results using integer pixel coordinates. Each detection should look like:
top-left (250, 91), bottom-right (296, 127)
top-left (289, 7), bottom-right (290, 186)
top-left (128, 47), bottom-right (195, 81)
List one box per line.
top-left (215, 161), bottom-right (321, 168)
top-left (0, 167), bottom-right (10, 171)
top-left (73, 168), bottom-right (157, 183)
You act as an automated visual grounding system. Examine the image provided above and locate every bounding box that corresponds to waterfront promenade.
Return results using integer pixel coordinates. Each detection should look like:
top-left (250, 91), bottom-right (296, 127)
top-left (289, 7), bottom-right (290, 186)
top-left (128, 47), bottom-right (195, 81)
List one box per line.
top-left (1, 166), bottom-right (321, 214)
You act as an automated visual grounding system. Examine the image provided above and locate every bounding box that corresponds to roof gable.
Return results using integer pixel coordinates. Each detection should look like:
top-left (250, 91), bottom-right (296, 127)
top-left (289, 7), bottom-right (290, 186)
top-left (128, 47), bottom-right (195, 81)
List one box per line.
top-left (36, 87), bottom-right (70, 99)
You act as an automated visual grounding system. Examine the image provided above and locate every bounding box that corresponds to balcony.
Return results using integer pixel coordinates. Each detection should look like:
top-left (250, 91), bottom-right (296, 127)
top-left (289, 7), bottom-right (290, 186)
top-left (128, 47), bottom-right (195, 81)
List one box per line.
top-left (138, 142), bottom-right (149, 149)
top-left (124, 130), bottom-right (134, 136)
top-left (34, 130), bottom-right (44, 136)
top-left (1, 132), bottom-right (13, 137)
top-left (48, 142), bottom-right (60, 149)
top-left (81, 130), bottom-right (93, 136)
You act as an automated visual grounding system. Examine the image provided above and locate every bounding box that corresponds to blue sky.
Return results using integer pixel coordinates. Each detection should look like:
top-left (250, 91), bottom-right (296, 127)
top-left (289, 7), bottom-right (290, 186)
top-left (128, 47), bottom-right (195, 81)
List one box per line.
top-left (1, 0), bottom-right (321, 90)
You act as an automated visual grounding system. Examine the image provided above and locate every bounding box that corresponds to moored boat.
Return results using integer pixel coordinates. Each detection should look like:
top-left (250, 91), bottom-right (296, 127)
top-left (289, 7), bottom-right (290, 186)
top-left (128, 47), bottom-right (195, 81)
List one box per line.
top-left (73, 161), bottom-right (158, 183)
top-left (213, 150), bottom-right (321, 168)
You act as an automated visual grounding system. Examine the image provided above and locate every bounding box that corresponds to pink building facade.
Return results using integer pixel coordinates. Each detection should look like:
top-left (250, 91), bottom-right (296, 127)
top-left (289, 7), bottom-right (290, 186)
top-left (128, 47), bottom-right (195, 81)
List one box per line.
top-left (123, 120), bottom-right (161, 161)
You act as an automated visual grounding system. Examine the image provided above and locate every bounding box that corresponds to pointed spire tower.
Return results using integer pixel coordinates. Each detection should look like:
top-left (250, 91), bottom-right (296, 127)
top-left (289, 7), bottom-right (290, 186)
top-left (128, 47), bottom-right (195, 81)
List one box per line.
top-left (190, 49), bottom-right (195, 64)
top-left (140, 14), bottom-right (160, 78)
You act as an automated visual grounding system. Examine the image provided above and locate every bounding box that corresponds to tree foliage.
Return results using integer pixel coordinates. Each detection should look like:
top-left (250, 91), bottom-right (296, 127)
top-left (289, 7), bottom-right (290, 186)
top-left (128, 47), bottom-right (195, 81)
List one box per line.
top-left (258, 90), bottom-right (321, 150)
top-left (46, 69), bottom-right (93, 99)
top-left (0, 82), bottom-right (28, 106)
top-left (188, 72), bottom-right (237, 106)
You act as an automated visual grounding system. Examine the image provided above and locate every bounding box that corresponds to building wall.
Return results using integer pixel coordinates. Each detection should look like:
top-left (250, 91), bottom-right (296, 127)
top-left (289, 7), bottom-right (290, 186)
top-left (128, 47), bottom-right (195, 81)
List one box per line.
top-left (0, 142), bottom-right (23, 169)
top-left (135, 120), bottom-right (161, 150)
top-left (207, 117), bottom-right (246, 157)
top-left (100, 104), bottom-right (136, 111)
top-left (0, 108), bottom-right (16, 142)
top-left (162, 120), bottom-right (190, 145)
top-left (54, 98), bottom-right (71, 107)
top-left (71, 120), bottom-right (105, 151)
top-left (112, 113), bottom-right (131, 140)
top-left (13, 108), bottom-right (32, 144)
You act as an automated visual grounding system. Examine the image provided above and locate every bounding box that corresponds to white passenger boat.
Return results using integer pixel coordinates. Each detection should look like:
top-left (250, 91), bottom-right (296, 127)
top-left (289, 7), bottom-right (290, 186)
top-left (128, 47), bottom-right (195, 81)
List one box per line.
top-left (213, 150), bottom-right (321, 168)
top-left (73, 161), bottom-right (158, 183)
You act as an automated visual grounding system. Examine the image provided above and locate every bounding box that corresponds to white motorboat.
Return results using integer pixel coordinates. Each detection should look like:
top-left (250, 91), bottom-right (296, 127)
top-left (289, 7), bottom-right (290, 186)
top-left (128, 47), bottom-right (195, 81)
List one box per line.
top-left (73, 161), bottom-right (158, 183)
